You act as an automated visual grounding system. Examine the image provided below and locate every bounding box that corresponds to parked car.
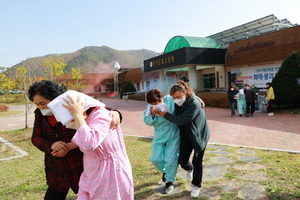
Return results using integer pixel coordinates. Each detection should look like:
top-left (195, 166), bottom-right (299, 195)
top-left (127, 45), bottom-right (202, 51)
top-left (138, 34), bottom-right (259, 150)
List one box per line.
top-left (9, 89), bottom-right (23, 94)
top-left (0, 91), bottom-right (4, 95)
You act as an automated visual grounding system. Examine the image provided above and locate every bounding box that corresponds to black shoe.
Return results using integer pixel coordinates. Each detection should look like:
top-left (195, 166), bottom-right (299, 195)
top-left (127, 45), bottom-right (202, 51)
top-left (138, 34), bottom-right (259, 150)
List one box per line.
top-left (162, 173), bottom-right (166, 182)
top-left (246, 114), bottom-right (249, 117)
top-left (164, 182), bottom-right (174, 194)
top-left (239, 114), bottom-right (242, 117)
top-left (250, 113), bottom-right (253, 116)
top-left (231, 114), bottom-right (234, 117)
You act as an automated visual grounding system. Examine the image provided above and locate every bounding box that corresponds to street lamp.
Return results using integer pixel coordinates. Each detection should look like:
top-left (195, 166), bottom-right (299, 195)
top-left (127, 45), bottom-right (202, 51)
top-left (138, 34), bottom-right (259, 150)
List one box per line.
top-left (114, 61), bottom-right (121, 96)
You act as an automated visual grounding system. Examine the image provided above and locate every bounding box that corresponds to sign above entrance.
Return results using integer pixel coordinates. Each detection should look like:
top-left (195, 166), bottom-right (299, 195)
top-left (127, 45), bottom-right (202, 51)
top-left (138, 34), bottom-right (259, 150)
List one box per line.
top-left (144, 47), bottom-right (227, 72)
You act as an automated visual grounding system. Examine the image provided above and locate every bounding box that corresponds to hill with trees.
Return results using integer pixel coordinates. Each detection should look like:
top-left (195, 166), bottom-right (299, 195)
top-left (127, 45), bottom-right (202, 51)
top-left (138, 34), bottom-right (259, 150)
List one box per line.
top-left (10, 46), bottom-right (158, 77)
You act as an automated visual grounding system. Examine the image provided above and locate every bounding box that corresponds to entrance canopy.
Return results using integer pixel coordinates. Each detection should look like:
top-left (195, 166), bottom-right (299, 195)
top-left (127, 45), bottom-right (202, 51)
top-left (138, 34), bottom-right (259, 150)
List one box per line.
top-left (163, 36), bottom-right (221, 54)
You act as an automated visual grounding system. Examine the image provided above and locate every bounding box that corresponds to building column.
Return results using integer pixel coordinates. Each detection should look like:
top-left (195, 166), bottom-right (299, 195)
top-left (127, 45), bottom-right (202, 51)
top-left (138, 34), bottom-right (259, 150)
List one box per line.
top-left (159, 70), bottom-right (168, 94)
top-left (188, 65), bottom-right (197, 90)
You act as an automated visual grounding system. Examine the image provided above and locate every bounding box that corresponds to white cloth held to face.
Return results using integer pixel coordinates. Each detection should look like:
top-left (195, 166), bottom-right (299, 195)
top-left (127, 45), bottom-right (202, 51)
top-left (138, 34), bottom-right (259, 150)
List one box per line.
top-left (145, 103), bottom-right (171, 116)
top-left (47, 90), bottom-right (106, 125)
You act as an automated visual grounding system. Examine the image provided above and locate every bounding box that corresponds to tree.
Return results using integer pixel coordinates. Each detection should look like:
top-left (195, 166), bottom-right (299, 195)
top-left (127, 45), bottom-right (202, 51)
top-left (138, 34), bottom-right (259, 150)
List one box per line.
top-left (65, 68), bottom-right (89, 92)
top-left (272, 51), bottom-right (300, 106)
top-left (120, 81), bottom-right (136, 99)
top-left (42, 55), bottom-right (67, 83)
top-left (0, 73), bottom-right (16, 97)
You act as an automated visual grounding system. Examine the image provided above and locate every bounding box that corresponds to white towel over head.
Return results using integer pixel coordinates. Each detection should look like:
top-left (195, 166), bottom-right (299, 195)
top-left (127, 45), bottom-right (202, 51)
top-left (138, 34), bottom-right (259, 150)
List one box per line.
top-left (47, 90), bottom-right (106, 125)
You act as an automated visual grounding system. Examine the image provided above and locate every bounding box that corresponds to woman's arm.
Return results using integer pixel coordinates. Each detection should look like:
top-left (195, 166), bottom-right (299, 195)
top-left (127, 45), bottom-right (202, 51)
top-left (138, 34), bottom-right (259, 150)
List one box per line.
top-left (158, 98), bottom-right (201, 126)
top-left (31, 109), bottom-right (54, 154)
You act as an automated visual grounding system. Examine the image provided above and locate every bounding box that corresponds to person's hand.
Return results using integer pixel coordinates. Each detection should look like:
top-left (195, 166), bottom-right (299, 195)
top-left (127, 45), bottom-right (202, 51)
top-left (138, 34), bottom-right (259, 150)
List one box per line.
top-left (51, 150), bottom-right (68, 157)
top-left (150, 106), bottom-right (159, 115)
top-left (62, 95), bottom-right (85, 118)
top-left (201, 102), bottom-right (205, 108)
top-left (51, 141), bottom-right (70, 152)
top-left (109, 111), bottom-right (120, 129)
top-left (157, 110), bottom-right (167, 117)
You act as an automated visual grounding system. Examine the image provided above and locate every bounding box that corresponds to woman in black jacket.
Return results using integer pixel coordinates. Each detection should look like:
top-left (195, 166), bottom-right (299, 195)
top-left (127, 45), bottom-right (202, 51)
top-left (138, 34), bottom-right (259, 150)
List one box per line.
top-left (157, 80), bottom-right (210, 198)
top-left (227, 85), bottom-right (239, 117)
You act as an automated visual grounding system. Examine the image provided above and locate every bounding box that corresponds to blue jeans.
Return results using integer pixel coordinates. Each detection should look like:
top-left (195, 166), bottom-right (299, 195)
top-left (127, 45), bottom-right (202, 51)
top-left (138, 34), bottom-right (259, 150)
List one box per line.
top-left (229, 100), bottom-right (236, 115)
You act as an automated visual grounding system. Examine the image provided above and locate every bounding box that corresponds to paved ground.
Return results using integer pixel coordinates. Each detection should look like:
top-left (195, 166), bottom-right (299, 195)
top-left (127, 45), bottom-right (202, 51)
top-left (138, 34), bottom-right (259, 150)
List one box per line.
top-left (102, 98), bottom-right (300, 153)
top-left (1, 98), bottom-right (300, 199)
top-left (1, 99), bottom-right (300, 152)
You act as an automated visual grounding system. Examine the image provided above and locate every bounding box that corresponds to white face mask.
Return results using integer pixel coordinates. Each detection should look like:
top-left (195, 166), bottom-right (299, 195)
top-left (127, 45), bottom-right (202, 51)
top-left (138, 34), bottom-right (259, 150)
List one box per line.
top-left (65, 121), bottom-right (76, 130)
top-left (245, 87), bottom-right (250, 89)
top-left (40, 109), bottom-right (53, 116)
top-left (174, 99), bottom-right (185, 106)
top-left (230, 88), bottom-right (234, 91)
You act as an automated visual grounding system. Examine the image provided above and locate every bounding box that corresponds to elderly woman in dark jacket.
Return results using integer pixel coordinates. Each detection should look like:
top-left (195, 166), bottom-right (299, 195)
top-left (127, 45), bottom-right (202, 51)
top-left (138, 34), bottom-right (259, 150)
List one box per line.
top-left (157, 80), bottom-right (210, 198)
top-left (28, 80), bottom-right (120, 200)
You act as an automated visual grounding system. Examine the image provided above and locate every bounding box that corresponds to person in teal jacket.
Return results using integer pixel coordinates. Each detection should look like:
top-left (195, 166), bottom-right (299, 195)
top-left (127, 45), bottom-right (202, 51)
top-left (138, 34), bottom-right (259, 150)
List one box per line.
top-left (236, 88), bottom-right (247, 117)
top-left (157, 81), bottom-right (210, 198)
top-left (143, 89), bottom-right (180, 194)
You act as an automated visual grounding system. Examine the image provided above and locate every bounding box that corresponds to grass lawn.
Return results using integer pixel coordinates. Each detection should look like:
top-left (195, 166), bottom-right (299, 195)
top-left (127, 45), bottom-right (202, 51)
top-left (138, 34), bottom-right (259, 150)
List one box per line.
top-left (0, 110), bottom-right (23, 117)
top-left (0, 128), bottom-right (299, 200)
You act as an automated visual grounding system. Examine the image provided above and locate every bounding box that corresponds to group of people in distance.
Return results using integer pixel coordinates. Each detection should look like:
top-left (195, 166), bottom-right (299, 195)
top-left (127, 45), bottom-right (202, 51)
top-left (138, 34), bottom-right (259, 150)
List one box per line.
top-left (28, 80), bottom-right (210, 199)
top-left (227, 82), bottom-right (275, 117)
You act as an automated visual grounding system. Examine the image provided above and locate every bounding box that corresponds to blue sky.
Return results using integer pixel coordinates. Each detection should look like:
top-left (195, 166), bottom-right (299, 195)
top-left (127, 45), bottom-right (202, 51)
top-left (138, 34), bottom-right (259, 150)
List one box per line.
top-left (1, 0), bottom-right (300, 68)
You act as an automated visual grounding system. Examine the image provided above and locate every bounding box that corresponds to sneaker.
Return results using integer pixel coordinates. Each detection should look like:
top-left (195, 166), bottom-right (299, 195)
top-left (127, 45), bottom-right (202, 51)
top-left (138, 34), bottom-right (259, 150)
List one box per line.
top-left (191, 184), bottom-right (201, 197)
top-left (164, 182), bottom-right (174, 194)
top-left (162, 173), bottom-right (166, 182)
top-left (239, 114), bottom-right (242, 117)
top-left (250, 113), bottom-right (253, 116)
top-left (186, 170), bottom-right (193, 181)
top-left (268, 113), bottom-right (274, 116)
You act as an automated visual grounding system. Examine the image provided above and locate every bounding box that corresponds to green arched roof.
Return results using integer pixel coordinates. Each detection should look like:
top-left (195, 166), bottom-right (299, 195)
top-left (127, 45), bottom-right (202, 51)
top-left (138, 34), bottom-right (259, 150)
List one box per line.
top-left (163, 36), bottom-right (221, 54)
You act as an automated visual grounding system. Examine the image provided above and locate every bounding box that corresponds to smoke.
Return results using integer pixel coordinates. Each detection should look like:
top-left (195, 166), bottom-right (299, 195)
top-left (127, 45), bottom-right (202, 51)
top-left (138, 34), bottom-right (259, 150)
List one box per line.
top-left (156, 77), bottom-right (177, 96)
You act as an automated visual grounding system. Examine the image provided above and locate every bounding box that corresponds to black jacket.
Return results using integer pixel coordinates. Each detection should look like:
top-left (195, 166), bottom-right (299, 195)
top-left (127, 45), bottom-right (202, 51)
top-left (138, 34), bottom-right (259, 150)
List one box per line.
top-left (227, 89), bottom-right (239, 101)
top-left (244, 88), bottom-right (257, 102)
top-left (164, 96), bottom-right (210, 153)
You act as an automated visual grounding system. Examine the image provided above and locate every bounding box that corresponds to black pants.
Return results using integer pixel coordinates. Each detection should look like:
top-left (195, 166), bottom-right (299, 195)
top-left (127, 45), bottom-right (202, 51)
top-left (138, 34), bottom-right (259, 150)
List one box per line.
top-left (44, 187), bottom-right (69, 200)
top-left (267, 99), bottom-right (274, 112)
top-left (246, 102), bottom-right (255, 114)
top-left (178, 137), bottom-right (206, 187)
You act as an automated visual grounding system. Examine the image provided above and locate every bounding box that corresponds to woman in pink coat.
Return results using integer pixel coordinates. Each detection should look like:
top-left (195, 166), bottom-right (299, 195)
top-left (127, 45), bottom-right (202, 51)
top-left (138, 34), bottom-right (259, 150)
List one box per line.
top-left (61, 94), bottom-right (134, 200)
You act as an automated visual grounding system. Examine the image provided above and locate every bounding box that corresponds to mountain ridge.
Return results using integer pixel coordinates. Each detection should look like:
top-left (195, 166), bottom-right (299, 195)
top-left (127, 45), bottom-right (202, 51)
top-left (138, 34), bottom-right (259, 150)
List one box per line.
top-left (12, 46), bottom-right (159, 76)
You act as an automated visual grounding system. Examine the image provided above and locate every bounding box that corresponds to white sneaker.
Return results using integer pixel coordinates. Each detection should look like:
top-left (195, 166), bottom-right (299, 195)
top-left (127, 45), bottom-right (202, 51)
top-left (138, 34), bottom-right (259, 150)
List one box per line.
top-left (268, 113), bottom-right (274, 116)
top-left (191, 184), bottom-right (201, 197)
top-left (186, 170), bottom-right (193, 181)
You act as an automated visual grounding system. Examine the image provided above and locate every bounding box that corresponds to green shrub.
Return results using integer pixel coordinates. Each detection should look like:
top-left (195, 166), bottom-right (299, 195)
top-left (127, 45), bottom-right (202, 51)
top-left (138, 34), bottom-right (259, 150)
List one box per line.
top-left (272, 51), bottom-right (300, 106)
top-left (0, 105), bottom-right (9, 111)
top-left (120, 81), bottom-right (136, 99)
top-left (197, 92), bottom-right (229, 108)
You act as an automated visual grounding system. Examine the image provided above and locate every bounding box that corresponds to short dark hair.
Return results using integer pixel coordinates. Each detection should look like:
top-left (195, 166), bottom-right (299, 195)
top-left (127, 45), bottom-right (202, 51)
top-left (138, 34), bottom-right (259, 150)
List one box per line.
top-left (266, 82), bottom-right (272, 86)
top-left (146, 89), bottom-right (163, 104)
top-left (28, 80), bottom-right (65, 102)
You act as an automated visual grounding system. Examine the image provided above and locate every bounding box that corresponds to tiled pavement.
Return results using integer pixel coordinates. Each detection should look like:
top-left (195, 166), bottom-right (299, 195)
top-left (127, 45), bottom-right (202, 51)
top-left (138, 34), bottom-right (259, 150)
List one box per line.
top-left (1, 98), bottom-right (300, 153)
top-left (101, 98), bottom-right (300, 153)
